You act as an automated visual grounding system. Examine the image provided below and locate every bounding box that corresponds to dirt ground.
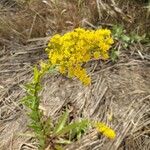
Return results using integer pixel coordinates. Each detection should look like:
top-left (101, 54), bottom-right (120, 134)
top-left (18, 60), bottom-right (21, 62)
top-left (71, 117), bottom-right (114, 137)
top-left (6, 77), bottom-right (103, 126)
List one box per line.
top-left (0, 0), bottom-right (150, 150)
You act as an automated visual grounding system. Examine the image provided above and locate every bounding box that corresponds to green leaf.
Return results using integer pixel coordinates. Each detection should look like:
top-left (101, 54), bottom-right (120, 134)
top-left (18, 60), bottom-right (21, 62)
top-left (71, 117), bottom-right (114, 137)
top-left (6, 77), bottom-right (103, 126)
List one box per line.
top-left (53, 111), bottom-right (69, 134)
top-left (121, 35), bottom-right (130, 43)
top-left (69, 120), bottom-right (88, 140)
top-left (110, 49), bottom-right (119, 62)
top-left (130, 33), bottom-right (146, 43)
top-left (24, 83), bottom-right (35, 90)
top-left (43, 118), bottom-right (52, 135)
top-left (56, 138), bottom-right (72, 144)
top-left (38, 138), bottom-right (46, 150)
top-left (23, 83), bottom-right (36, 95)
top-left (31, 97), bottom-right (37, 109)
top-left (36, 84), bottom-right (42, 92)
top-left (24, 83), bottom-right (41, 97)
top-left (112, 25), bottom-right (124, 39)
top-left (28, 111), bottom-right (39, 122)
top-left (28, 122), bottom-right (43, 132)
top-left (21, 96), bottom-right (28, 103)
top-left (22, 95), bottom-right (36, 108)
top-left (56, 119), bottom-right (89, 136)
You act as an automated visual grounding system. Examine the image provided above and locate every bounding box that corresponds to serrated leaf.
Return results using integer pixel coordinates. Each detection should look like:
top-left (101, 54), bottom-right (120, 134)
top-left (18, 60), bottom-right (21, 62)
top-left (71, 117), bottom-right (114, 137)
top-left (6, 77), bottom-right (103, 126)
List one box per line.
top-left (56, 119), bottom-right (89, 136)
top-left (53, 111), bottom-right (69, 134)
top-left (70, 120), bottom-right (87, 140)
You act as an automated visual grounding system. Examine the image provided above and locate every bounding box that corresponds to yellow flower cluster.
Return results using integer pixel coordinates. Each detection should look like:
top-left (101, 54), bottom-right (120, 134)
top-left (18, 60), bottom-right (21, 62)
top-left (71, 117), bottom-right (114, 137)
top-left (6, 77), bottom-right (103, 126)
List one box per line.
top-left (46, 28), bottom-right (114, 85)
top-left (95, 122), bottom-right (116, 139)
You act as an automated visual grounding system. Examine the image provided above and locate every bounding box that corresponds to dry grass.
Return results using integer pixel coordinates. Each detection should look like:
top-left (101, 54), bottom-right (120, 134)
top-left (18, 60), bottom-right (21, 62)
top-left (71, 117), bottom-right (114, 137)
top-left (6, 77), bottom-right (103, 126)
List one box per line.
top-left (0, 0), bottom-right (150, 150)
top-left (0, 0), bottom-right (98, 42)
top-left (0, 0), bottom-right (149, 43)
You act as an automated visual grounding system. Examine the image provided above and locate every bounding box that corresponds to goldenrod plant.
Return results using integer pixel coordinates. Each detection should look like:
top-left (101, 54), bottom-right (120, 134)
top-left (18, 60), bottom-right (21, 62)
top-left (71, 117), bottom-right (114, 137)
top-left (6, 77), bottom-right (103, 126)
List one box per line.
top-left (22, 28), bottom-right (116, 150)
top-left (22, 65), bottom-right (51, 149)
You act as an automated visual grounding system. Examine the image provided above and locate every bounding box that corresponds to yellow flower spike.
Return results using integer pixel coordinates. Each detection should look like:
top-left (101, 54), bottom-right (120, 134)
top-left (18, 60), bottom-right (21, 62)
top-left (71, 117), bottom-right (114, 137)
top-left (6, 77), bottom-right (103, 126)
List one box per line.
top-left (46, 27), bottom-right (114, 85)
top-left (95, 122), bottom-right (116, 139)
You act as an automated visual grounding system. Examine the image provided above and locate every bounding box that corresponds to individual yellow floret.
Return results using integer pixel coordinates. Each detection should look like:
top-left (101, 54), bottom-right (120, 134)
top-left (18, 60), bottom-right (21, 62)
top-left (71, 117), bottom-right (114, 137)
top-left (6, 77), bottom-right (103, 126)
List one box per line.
top-left (93, 52), bottom-right (100, 59)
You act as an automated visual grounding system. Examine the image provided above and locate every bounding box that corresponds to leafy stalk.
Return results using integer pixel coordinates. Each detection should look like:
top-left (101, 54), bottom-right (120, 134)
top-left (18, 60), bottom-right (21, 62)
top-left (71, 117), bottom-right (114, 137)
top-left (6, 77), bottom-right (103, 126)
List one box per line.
top-left (22, 65), bottom-right (51, 149)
